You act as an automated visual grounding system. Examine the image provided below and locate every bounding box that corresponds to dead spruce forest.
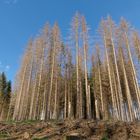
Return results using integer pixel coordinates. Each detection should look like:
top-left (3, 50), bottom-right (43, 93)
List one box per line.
top-left (1, 13), bottom-right (140, 122)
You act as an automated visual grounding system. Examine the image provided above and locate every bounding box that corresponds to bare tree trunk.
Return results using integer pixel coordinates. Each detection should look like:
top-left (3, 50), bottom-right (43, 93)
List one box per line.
top-left (67, 55), bottom-right (73, 119)
top-left (82, 16), bottom-right (90, 119)
top-left (95, 99), bottom-right (99, 120)
top-left (47, 36), bottom-right (56, 120)
top-left (79, 80), bottom-right (83, 118)
top-left (96, 46), bottom-right (104, 119)
top-left (35, 47), bottom-right (44, 120)
top-left (133, 32), bottom-right (140, 61)
top-left (87, 85), bottom-right (91, 118)
top-left (119, 47), bottom-right (134, 121)
top-left (110, 34), bottom-right (124, 121)
top-left (75, 21), bottom-right (80, 119)
top-left (104, 35), bottom-right (116, 119)
top-left (64, 78), bottom-right (67, 119)
top-left (71, 14), bottom-right (82, 119)
top-left (67, 67), bottom-right (71, 119)
top-left (53, 78), bottom-right (58, 119)
top-left (19, 58), bottom-right (33, 120)
top-left (67, 84), bottom-right (71, 118)
top-left (42, 80), bottom-right (48, 120)
top-left (124, 32), bottom-right (140, 109)
top-left (112, 69), bottom-right (120, 120)
top-left (13, 63), bottom-right (27, 120)
top-left (23, 58), bottom-right (34, 119)
top-left (29, 72), bottom-right (38, 120)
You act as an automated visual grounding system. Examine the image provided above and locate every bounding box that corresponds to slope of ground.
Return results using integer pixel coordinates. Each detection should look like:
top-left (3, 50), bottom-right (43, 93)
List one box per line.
top-left (0, 119), bottom-right (140, 140)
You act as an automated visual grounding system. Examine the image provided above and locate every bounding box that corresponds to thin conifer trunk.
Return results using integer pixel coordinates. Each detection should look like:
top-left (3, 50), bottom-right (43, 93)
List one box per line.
top-left (119, 47), bottom-right (134, 121)
top-left (75, 16), bottom-right (80, 119)
top-left (96, 46), bottom-right (104, 119)
top-left (29, 71), bottom-right (38, 120)
top-left (124, 32), bottom-right (140, 109)
top-left (35, 46), bottom-right (44, 120)
top-left (19, 58), bottom-right (34, 120)
top-left (104, 35), bottom-right (116, 119)
top-left (82, 16), bottom-right (90, 119)
top-left (109, 30), bottom-right (124, 120)
top-left (47, 32), bottom-right (56, 120)
top-left (53, 78), bottom-right (58, 119)
top-left (13, 63), bottom-right (28, 120)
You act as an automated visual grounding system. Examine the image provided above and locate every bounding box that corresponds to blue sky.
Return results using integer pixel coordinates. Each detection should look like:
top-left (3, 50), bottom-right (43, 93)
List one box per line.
top-left (0, 0), bottom-right (140, 82)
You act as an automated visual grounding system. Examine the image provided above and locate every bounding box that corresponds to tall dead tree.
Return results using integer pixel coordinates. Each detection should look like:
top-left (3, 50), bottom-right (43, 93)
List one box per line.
top-left (118, 47), bottom-right (134, 121)
top-left (120, 19), bottom-right (140, 111)
top-left (96, 46), bottom-right (104, 119)
top-left (107, 17), bottom-right (124, 120)
top-left (81, 16), bottom-right (91, 119)
top-left (72, 13), bottom-right (81, 119)
top-left (13, 40), bottom-right (33, 121)
top-left (101, 20), bottom-right (116, 119)
top-left (10, 13), bottom-right (140, 122)
top-left (133, 32), bottom-right (140, 61)
top-left (47, 23), bottom-right (61, 120)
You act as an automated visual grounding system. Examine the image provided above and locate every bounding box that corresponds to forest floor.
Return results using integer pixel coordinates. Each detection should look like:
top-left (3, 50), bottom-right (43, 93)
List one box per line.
top-left (0, 119), bottom-right (140, 140)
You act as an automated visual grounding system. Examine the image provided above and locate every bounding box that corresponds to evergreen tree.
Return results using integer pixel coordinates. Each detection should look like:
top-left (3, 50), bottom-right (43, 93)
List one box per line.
top-left (0, 72), bottom-right (7, 94)
top-left (0, 72), bottom-right (12, 121)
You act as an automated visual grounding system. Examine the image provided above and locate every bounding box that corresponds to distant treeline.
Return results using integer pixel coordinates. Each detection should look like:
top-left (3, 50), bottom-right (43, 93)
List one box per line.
top-left (0, 72), bottom-right (11, 121)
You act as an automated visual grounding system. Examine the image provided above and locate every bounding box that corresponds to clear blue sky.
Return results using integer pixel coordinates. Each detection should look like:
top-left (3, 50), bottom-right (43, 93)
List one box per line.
top-left (0, 0), bottom-right (140, 82)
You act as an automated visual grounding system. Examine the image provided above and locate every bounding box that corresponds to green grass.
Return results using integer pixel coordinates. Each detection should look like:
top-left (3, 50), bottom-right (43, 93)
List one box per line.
top-left (101, 135), bottom-right (109, 140)
top-left (0, 134), bottom-right (9, 138)
top-left (4, 119), bottom-right (40, 125)
top-left (20, 120), bottom-right (40, 124)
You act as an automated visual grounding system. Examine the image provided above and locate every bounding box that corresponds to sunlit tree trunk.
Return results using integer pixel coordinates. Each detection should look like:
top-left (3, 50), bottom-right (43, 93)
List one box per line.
top-left (47, 24), bottom-right (61, 120)
top-left (119, 47), bottom-right (134, 121)
top-left (64, 74), bottom-right (67, 119)
top-left (53, 78), bottom-right (58, 119)
top-left (19, 56), bottom-right (34, 120)
top-left (13, 63), bottom-right (28, 120)
top-left (103, 34), bottom-right (116, 119)
top-left (133, 32), bottom-right (140, 61)
top-left (96, 46), bottom-right (104, 119)
top-left (67, 51), bottom-right (73, 119)
top-left (47, 37), bottom-right (56, 119)
top-left (29, 72), bottom-right (38, 120)
top-left (79, 52), bottom-right (84, 118)
top-left (107, 18), bottom-right (124, 120)
top-left (120, 20), bottom-right (140, 112)
top-left (95, 99), bottom-right (99, 120)
top-left (125, 32), bottom-right (140, 109)
top-left (74, 14), bottom-right (80, 119)
top-left (82, 16), bottom-right (91, 119)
